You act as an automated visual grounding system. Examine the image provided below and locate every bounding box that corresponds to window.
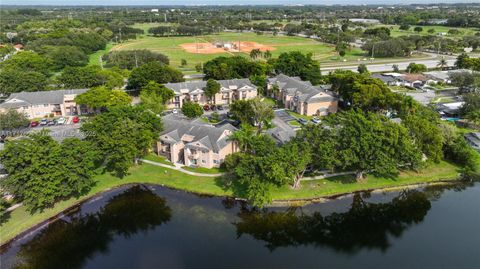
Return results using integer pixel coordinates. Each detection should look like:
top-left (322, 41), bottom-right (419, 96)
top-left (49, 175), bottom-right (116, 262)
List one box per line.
top-left (175, 96), bottom-right (180, 102)
top-left (22, 106), bottom-right (28, 110)
top-left (44, 104), bottom-right (49, 107)
top-left (213, 160), bottom-right (219, 164)
top-left (202, 160), bottom-right (206, 163)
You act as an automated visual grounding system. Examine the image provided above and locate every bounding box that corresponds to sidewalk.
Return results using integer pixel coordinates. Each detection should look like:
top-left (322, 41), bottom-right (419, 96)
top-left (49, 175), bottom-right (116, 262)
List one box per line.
top-left (140, 159), bottom-right (223, 177)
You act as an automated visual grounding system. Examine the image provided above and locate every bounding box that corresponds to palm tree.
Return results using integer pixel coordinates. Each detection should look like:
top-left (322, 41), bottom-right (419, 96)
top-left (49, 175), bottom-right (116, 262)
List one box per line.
top-left (437, 57), bottom-right (448, 70)
top-left (249, 49), bottom-right (261, 60)
top-left (228, 124), bottom-right (256, 152)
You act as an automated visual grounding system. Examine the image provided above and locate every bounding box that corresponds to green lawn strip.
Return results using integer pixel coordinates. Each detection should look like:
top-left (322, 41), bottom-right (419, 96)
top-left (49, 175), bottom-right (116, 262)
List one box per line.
top-left (143, 153), bottom-right (174, 166)
top-left (269, 161), bottom-right (461, 200)
top-left (288, 120), bottom-right (300, 126)
top-left (0, 160), bottom-right (462, 245)
top-left (287, 110), bottom-right (313, 120)
top-left (182, 166), bottom-right (226, 174)
top-left (88, 42), bottom-right (114, 66)
top-left (261, 97), bottom-right (277, 106)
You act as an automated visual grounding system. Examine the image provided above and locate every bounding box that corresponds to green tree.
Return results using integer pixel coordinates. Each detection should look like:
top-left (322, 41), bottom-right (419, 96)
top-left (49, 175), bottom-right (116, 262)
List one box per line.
top-left (274, 51), bottom-right (322, 85)
top-left (414, 26), bottom-right (423, 33)
top-left (181, 101), bottom-right (203, 118)
top-left (461, 93), bottom-right (480, 116)
top-left (81, 106), bottom-right (162, 177)
top-left (0, 133), bottom-right (99, 212)
top-left (41, 45), bottom-right (88, 70)
top-left (402, 114), bottom-right (444, 162)
top-left (139, 81), bottom-right (175, 115)
top-left (251, 97), bottom-right (274, 134)
top-left (357, 64), bottom-right (369, 74)
top-left (325, 110), bottom-right (422, 180)
top-left (75, 86), bottom-right (131, 111)
top-left (406, 63), bottom-right (427, 73)
top-left (278, 140), bottom-right (312, 189)
top-left (127, 62), bottom-right (184, 89)
top-left (437, 57), bottom-right (448, 70)
top-left (204, 79), bottom-right (221, 105)
top-left (230, 99), bottom-right (255, 124)
top-left (104, 50), bottom-right (169, 69)
top-left (1, 51), bottom-right (52, 75)
top-left (0, 69), bottom-right (48, 94)
top-left (295, 124), bottom-right (340, 172)
top-left (0, 110), bottom-right (30, 132)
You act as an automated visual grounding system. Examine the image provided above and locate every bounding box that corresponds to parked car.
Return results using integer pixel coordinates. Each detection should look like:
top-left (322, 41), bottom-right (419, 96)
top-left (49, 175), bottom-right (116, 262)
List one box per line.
top-left (297, 118), bottom-right (308, 125)
top-left (172, 109), bottom-right (178, 114)
top-left (203, 104), bottom-right (210, 111)
top-left (56, 117), bottom-right (66, 125)
top-left (311, 117), bottom-right (321, 124)
top-left (40, 119), bottom-right (48, 126)
top-left (216, 105), bottom-right (224, 110)
top-left (30, 121), bottom-right (39, 127)
top-left (47, 120), bottom-right (55, 126)
top-left (72, 116), bottom-right (80, 124)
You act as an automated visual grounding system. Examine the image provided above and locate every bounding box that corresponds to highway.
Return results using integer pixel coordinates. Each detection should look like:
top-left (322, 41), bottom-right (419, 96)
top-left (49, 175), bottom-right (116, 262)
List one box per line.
top-left (321, 53), bottom-right (457, 73)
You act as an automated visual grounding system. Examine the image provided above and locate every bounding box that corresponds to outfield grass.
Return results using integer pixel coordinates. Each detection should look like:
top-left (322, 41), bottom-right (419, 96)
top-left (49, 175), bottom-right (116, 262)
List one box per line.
top-left (110, 32), bottom-right (335, 68)
top-left (0, 159), bottom-right (463, 245)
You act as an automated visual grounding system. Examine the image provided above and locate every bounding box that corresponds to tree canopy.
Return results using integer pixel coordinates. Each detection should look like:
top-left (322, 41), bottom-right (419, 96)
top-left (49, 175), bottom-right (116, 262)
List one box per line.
top-left (181, 102), bottom-right (203, 118)
top-left (75, 86), bottom-right (132, 111)
top-left (104, 50), bottom-right (169, 69)
top-left (273, 51), bottom-right (322, 85)
top-left (81, 106), bottom-right (163, 177)
top-left (127, 62), bottom-right (184, 89)
top-left (0, 133), bottom-right (99, 212)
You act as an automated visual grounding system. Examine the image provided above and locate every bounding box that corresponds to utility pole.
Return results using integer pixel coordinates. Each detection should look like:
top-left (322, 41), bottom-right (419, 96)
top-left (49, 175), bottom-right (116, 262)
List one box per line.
top-left (134, 51), bottom-right (138, 68)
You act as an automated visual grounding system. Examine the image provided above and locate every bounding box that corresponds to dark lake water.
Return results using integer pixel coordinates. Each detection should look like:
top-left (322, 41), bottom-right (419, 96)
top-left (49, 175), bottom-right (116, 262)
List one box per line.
top-left (1, 182), bottom-right (480, 269)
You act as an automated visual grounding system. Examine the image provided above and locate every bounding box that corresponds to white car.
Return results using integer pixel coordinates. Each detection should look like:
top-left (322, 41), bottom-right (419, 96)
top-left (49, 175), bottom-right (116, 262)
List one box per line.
top-left (172, 109), bottom-right (178, 114)
top-left (56, 117), bottom-right (66, 125)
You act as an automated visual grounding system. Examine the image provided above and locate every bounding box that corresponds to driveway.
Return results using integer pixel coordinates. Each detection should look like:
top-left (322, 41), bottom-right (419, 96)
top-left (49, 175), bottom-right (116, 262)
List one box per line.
top-left (267, 110), bottom-right (297, 144)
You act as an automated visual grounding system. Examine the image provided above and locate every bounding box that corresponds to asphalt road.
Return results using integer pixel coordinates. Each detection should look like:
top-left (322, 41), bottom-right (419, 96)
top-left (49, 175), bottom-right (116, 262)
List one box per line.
top-left (321, 55), bottom-right (456, 73)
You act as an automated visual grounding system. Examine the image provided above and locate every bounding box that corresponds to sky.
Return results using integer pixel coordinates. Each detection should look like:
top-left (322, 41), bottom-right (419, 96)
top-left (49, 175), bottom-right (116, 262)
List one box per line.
top-left (1, 0), bottom-right (478, 6)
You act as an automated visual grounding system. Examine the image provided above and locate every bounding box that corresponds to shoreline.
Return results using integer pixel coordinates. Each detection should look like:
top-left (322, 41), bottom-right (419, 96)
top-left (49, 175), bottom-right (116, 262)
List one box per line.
top-left (0, 177), bottom-right (463, 248)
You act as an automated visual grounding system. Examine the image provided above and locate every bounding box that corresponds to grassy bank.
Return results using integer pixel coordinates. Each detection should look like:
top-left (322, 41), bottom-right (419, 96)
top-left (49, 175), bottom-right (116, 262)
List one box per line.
top-left (0, 160), bottom-right (461, 245)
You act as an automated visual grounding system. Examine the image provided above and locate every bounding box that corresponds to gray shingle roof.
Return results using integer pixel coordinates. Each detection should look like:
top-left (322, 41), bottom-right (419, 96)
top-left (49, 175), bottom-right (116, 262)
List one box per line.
top-left (0, 89), bottom-right (88, 110)
top-left (161, 117), bottom-right (236, 152)
top-left (164, 79), bottom-right (257, 94)
top-left (269, 74), bottom-right (336, 103)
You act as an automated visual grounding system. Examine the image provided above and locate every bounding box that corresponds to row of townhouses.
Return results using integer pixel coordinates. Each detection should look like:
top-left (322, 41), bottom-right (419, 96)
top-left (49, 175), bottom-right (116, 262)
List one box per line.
top-left (0, 89), bottom-right (89, 119)
top-left (371, 69), bottom-right (474, 88)
top-left (164, 78), bottom-right (258, 109)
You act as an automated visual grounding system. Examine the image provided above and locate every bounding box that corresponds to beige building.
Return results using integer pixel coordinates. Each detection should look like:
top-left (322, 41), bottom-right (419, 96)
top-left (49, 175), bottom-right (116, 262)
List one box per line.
top-left (267, 74), bottom-right (338, 116)
top-left (156, 116), bottom-right (238, 168)
top-left (0, 89), bottom-right (89, 119)
top-left (163, 79), bottom-right (257, 109)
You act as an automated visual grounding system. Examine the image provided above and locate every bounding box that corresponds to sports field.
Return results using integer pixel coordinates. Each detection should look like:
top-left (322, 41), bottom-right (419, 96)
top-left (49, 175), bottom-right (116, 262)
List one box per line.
top-left (110, 31), bottom-right (337, 69)
top-left (374, 24), bottom-right (479, 38)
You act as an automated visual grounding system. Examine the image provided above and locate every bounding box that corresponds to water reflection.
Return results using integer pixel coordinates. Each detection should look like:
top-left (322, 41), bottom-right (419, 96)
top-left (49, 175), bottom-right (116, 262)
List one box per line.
top-left (234, 190), bottom-right (431, 252)
top-left (11, 186), bottom-right (171, 269)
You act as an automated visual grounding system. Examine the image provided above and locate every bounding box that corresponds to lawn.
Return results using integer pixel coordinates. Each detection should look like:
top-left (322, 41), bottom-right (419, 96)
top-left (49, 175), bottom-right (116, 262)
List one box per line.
top-left (373, 24), bottom-right (479, 38)
top-left (182, 166), bottom-right (226, 174)
top-left (110, 32), bottom-right (335, 69)
top-left (287, 110), bottom-right (313, 120)
top-left (143, 153), bottom-right (174, 166)
top-left (88, 42), bottom-right (114, 66)
top-left (0, 159), bottom-right (463, 245)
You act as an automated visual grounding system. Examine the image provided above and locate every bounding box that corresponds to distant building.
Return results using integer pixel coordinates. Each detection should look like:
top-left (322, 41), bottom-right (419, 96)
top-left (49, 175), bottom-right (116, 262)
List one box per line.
top-left (267, 74), bottom-right (338, 116)
top-left (164, 79), bottom-right (257, 109)
top-left (437, 101), bottom-right (465, 118)
top-left (156, 115), bottom-right (238, 168)
top-left (465, 132), bottom-right (480, 152)
top-left (349, 18), bottom-right (380, 24)
top-left (0, 89), bottom-right (89, 119)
